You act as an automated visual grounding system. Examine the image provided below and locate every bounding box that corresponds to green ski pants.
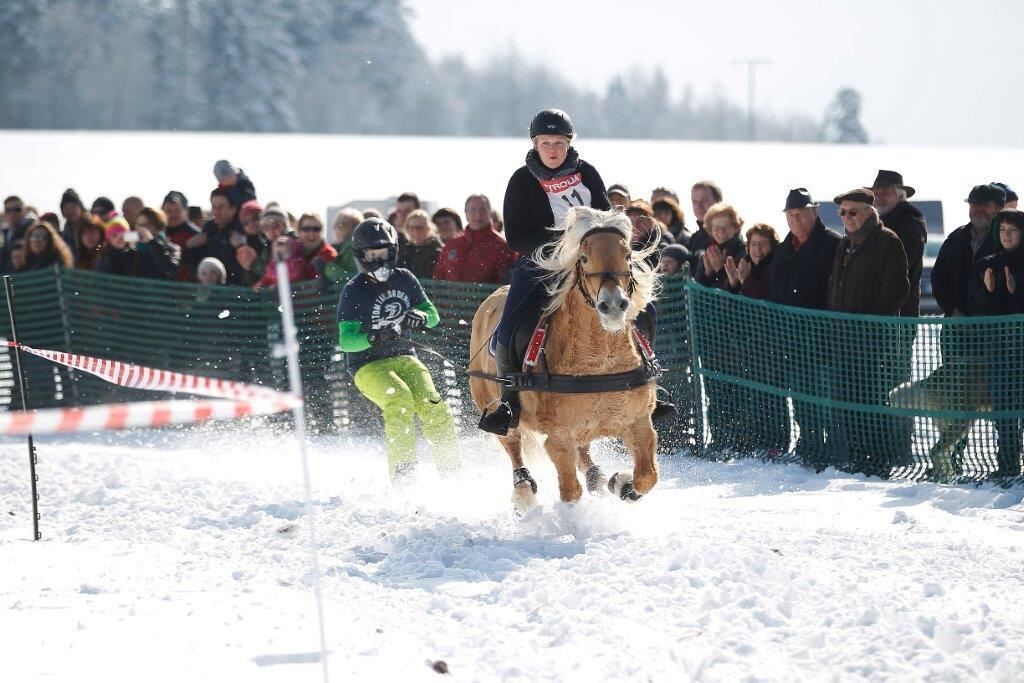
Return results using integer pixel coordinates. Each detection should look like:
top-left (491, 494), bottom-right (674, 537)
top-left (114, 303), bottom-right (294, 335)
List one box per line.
top-left (353, 354), bottom-right (461, 477)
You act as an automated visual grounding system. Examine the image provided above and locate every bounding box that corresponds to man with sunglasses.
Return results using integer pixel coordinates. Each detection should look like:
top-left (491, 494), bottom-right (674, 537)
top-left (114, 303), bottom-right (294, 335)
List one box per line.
top-left (828, 189), bottom-right (909, 314)
top-left (827, 188), bottom-right (910, 476)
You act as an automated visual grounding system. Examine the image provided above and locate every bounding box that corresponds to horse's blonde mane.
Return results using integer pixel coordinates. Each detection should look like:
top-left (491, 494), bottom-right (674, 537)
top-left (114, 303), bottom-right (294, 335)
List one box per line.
top-left (532, 206), bottom-right (660, 317)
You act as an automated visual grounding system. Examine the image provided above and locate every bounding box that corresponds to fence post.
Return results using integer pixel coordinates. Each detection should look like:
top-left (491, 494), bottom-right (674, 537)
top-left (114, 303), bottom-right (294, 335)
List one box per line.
top-left (274, 258), bottom-right (330, 683)
top-left (4, 275), bottom-right (41, 541)
top-left (53, 264), bottom-right (80, 404)
top-left (684, 281), bottom-right (706, 456)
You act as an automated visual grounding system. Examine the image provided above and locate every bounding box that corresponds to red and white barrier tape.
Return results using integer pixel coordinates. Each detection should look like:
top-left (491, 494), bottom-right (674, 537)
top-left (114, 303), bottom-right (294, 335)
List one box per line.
top-left (0, 342), bottom-right (301, 436)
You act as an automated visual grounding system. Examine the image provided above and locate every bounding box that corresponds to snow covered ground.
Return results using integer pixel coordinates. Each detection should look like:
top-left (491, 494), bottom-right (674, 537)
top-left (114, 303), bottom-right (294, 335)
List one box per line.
top-left (4, 426), bottom-right (1024, 682)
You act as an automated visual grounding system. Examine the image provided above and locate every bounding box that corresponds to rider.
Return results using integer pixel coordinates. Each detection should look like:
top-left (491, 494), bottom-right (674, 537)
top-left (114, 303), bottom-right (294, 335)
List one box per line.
top-left (337, 218), bottom-right (461, 479)
top-left (480, 108), bottom-right (675, 435)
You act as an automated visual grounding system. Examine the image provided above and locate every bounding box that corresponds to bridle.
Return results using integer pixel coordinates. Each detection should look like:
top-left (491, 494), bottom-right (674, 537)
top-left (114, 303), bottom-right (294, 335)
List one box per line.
top-left (574, 226), bottom-right (637, 309)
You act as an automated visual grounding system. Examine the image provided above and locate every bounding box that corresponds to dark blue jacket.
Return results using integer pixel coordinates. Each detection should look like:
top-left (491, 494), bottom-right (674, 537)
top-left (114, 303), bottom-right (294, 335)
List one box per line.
top-left (768, 218), bottom-right (842, 310)
top-left (336, 269), bottom-right (429, 374)
top-left (932, 223), bottom-right (1000, 317)
top-left (223, 170), bottom-right (257, 208)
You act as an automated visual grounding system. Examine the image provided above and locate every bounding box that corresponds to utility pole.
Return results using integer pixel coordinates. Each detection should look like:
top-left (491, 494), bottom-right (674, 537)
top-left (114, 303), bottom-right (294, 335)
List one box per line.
top-left (732, 58), bottom-right (771, 141)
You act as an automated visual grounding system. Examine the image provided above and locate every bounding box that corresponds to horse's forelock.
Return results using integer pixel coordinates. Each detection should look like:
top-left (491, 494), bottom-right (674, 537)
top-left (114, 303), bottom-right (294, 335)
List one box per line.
top-left (534, 207), bottom-right (658, 317)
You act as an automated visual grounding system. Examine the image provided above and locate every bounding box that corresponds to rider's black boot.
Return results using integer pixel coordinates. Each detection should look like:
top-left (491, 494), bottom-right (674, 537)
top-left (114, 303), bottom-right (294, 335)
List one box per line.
top-left (479, 342), bottom-right (521, 436)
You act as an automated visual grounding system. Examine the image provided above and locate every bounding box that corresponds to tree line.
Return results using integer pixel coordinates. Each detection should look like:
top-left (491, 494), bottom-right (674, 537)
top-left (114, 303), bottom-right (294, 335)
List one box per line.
top-left (0, 0), bottom-right (868, 143)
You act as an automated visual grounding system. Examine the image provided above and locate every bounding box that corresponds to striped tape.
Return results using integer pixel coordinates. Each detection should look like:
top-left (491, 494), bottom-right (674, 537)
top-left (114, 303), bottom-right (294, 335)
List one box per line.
top-left (0, 343), bottom-right (300, 436)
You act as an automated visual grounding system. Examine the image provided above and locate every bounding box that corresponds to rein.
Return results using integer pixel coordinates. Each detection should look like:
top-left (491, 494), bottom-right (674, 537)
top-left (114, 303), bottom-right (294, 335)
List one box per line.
top-left (573, 226), bottom-right (638, 309)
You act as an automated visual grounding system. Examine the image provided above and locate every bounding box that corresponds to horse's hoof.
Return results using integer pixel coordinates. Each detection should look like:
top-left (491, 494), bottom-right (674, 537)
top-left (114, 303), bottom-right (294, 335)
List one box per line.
top-left (513, 467), bottom-right (538, 494)
top-left (512, 484), bottom-right (538, 515)
top-left (585, 465), bottom-right (608, 494)
top-left (608, 472), bottom-right (643, 502)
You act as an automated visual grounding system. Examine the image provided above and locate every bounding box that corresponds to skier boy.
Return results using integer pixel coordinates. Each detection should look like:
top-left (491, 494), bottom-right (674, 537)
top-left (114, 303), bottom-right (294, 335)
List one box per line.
top-left (336, 218), bottom-right (461, 480)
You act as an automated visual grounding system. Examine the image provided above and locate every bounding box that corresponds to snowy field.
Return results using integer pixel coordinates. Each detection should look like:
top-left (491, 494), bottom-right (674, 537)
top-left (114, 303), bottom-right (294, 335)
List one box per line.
top-left (4, 427), bottom-right (1024, 682)
top-left (2, 130), bottom-right (1022, 234)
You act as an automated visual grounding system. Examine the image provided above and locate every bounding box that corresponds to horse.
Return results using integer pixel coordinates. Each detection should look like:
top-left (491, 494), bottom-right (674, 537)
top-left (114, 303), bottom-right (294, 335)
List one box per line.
top-left (888, 359), bottom-right (991, 479)
top-left (469, 206), bottom-right (661, 511)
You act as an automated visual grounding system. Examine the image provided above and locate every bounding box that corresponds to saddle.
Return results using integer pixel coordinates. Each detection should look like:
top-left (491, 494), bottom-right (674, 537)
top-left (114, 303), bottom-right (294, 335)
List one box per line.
top-left (482, 300), bottom-right (659, 394)
top-left (493, 300), bottom-right (656, 371)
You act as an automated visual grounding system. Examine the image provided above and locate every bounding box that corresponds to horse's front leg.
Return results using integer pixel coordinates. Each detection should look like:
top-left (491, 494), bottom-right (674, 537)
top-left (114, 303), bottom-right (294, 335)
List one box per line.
top-left (499, 429), bottom-right (538, 514)
top-left (544, 436), bottom-right (583, 503)
top-left (576, 443), bottom-right (608, 494)
top-left (610, 417), bottom-right (658, 502)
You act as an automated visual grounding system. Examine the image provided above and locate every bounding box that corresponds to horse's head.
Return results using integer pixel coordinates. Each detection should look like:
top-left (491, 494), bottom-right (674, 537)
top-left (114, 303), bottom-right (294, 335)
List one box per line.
top-left (534, 207), bottom-right (659, 331)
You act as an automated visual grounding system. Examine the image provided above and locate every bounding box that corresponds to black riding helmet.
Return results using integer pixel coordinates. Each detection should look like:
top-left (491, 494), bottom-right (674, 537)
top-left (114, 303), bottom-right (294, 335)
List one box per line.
top-left (352, 217), bottom-right (399, 281)
top-left (529, 108), bottom-right (574, 139)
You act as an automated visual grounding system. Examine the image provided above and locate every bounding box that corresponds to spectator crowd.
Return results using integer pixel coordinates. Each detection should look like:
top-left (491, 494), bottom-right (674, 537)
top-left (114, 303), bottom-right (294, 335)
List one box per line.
top-left (0, 162), bottom-right (518, 290)
top-left (2, 161), bottom-right (1022, 475)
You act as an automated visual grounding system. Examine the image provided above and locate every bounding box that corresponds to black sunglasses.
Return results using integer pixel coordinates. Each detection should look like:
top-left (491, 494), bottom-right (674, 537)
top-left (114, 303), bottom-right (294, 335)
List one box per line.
top-left (299, 225), bottom-right (322, 232)
top-left (4, 206), bottom-right (23, 213)
top-left (839, 209), bottom-right (860, 217)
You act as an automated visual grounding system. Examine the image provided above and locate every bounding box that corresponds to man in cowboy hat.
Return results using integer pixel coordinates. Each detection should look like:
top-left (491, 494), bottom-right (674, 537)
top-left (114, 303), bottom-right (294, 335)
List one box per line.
top-left (870, 170), bottom-right (927, 456)
top-left (871, 170), bottom-right (926, 317)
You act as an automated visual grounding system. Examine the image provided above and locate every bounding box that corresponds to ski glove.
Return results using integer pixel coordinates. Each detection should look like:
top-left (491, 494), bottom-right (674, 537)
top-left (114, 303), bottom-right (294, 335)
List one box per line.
top-left (402, 309), bottom-right (428, 330)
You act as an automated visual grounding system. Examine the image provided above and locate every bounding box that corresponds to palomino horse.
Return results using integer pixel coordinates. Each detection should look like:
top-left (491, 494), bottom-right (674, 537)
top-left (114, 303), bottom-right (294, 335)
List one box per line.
top-left (469, 207), bottom-right (660, 511)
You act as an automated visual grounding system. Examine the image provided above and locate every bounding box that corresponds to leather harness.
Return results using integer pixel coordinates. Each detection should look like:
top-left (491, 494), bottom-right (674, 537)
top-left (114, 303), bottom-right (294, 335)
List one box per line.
top-left (469, 226), bottom-right (660, 394)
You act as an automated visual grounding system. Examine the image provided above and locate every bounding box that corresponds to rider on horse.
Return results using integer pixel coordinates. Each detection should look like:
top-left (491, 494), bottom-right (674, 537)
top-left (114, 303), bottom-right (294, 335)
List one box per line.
top-left (479, 109), bottom-right (676, 435)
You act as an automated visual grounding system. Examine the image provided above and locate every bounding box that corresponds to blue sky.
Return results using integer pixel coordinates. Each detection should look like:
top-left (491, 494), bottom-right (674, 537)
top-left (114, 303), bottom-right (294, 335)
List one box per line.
top-left (407, 0), bottom-right (1020, 146)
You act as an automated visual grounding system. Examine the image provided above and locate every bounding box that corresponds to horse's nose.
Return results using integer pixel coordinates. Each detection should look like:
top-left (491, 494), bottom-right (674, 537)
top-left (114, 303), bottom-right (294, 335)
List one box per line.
top-left (617, 298), bottom-right (629, 312)
top-left (597, 300), bottom-right (611, 314)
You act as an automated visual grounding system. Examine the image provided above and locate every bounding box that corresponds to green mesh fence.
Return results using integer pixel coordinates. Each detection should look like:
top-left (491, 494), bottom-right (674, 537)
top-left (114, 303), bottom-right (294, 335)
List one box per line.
top-left (0, 268), bottom-right (696, 455)
top-left (10, 268), bottom-right (1019, 484)
top-left (686, 281), bottom-right (1024, 483)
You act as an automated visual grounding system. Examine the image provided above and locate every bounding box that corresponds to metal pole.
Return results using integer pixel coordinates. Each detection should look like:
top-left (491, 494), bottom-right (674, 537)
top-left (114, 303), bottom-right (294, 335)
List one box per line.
top-left (53, 264), bottom-right (80, 404)
top-left (747, 62), bottom-right (756, 142)
top-left (274, 257), bottom-right (330, 683)
top-left (4, 275), bottom-right (41, 541)
top-left (732, 58), bottom-right (771, 142)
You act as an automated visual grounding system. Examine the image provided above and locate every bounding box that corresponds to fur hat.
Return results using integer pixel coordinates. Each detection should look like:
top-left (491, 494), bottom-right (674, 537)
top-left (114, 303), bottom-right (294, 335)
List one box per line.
top-left (198, 257), bottom-right (227, 284)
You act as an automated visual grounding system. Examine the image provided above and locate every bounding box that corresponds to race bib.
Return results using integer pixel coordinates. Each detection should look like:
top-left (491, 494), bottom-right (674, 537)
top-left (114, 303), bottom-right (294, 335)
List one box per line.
top-left (539, 173), bottom-right (592, 227)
